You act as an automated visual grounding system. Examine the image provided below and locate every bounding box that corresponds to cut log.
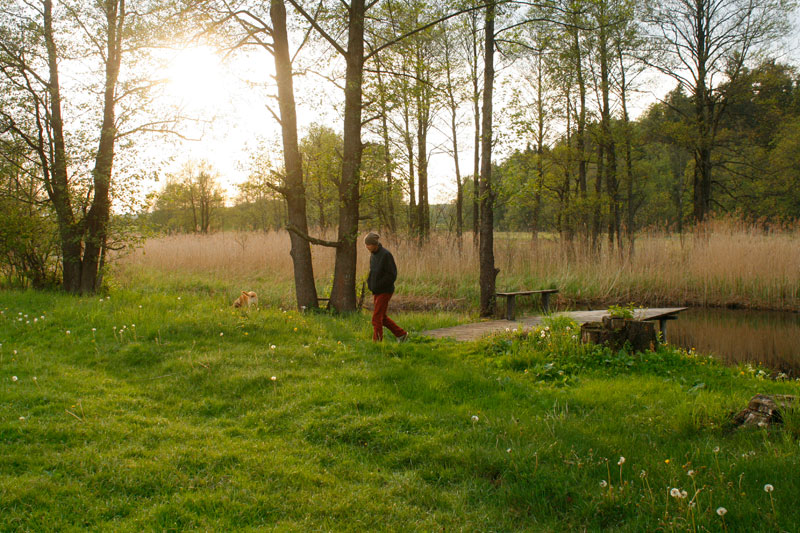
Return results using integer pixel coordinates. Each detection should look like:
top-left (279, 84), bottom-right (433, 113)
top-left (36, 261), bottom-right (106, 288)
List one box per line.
top-left (732, 394), bottom-right (797, 429)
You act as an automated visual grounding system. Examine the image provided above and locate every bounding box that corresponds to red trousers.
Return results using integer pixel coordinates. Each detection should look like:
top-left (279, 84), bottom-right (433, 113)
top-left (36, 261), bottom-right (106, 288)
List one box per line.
top-left (372, 293), bottom-right (406, 341)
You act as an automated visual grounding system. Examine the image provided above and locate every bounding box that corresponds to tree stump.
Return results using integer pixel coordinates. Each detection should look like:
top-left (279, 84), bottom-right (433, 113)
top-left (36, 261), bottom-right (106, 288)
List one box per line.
top-left (580, 318), bottom-right (658, 352)
top-left (731, 394), bottom-right (797, 428)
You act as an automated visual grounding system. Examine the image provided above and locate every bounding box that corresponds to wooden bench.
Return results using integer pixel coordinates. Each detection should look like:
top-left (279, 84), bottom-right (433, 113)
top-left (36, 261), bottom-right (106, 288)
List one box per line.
top-left (496, 289), bottom-right (558, 320)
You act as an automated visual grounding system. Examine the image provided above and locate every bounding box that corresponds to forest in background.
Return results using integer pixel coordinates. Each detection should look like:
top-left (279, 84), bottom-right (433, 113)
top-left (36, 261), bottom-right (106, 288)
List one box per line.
top-left (1, 0), bottom-right (798, 303)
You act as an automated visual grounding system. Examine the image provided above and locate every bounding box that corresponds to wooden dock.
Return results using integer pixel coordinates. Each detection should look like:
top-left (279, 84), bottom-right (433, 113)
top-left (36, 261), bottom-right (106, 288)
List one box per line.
top-left (421, 308), bottom-right (688, 342)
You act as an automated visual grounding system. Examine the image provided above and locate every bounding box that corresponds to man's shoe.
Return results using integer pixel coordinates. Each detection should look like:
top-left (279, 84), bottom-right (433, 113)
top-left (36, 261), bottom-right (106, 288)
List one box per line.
top-left (397, 333), bottom-right (409, 343)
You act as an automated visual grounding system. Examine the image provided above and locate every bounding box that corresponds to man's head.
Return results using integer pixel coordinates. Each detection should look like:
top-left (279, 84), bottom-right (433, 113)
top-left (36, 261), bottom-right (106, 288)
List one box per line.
top-left (364, 232), bottom-right (380, 253)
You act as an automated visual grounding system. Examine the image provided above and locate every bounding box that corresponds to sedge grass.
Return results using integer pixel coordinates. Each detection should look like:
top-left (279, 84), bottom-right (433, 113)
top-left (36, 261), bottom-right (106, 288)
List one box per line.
top-left (115, 220), bottom-right (800, 311)
top-left (2, 286), bottom-right (799, 531)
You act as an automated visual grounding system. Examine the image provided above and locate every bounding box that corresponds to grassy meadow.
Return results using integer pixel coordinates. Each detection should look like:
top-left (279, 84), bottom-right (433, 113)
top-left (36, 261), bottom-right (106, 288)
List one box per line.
top-left (2, 284), bottom-right (800, 531)
top-left (3, 225), bottom-right (800, 530)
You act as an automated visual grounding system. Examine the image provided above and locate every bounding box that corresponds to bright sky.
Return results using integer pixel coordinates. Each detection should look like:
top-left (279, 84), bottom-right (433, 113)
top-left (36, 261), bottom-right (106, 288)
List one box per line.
top-left (149, 11), bottom-right (800, 206)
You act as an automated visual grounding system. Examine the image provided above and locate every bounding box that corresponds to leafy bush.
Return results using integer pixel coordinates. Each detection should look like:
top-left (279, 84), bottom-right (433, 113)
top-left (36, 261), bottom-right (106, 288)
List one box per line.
top-left (0, 200), bottom-right (60, 288)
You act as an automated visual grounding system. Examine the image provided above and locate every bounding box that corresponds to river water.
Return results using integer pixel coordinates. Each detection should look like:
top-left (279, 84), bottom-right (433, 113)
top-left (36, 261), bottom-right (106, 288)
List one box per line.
top-left (667, 308), bottom-right (800, 376)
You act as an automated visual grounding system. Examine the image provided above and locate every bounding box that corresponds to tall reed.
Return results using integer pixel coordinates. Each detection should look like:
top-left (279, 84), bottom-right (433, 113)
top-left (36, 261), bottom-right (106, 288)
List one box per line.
top-left (116, 222), bottom-right (800, 310)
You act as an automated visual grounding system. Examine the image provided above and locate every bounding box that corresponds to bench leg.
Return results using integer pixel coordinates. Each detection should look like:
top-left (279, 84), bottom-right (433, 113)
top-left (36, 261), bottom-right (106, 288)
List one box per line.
top-left (658, 318), bottom-right (668, 342)
top-left (541, 292), bottom-right (551, 314)
top-left (506, 296), bottom-right (516, 321)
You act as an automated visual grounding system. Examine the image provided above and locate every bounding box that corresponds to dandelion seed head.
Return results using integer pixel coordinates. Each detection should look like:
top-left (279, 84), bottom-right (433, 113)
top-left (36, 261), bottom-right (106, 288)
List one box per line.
top-left (716, 507), bottom-right (727, 516)
top-left (471, 415), bottom-right (479, 422)
top-left (11, 376), bottom-right (18, 382)
top-left (270, 345), bottom-right (276, 350)
top-left (271, 376), bottom-right (277, 381)
top-left (764, 484), bottom-right (774, 493)
top-left (618, 456), bottom-right (626, 465)
top-left (670, 488), bottom-right (681, 498)
top-left (600, 480), bottom-right (608, 488)
top-left (688, 470), bottom-right (695, 477)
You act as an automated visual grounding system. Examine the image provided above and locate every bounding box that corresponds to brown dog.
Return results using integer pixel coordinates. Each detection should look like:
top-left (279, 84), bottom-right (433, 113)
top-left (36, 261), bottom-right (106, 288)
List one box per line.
top-left (233, 291), bottom-right (258, 308)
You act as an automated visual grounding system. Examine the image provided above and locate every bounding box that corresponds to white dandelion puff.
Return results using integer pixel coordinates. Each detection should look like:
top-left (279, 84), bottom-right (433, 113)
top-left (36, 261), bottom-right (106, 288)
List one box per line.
top-left (716, 507), bottom-right (727, 516)
top-left (764, 484), bottom-right (774, 493)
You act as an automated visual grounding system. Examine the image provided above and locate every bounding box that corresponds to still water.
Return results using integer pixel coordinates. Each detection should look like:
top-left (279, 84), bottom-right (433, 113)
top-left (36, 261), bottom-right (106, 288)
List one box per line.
top-left (667, 308), bottom-right (800, 376)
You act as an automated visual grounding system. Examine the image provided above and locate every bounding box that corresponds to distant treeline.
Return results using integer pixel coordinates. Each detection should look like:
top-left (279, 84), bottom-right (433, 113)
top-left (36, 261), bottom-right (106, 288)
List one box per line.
top-left (144, 60), bottom-right (800, 238)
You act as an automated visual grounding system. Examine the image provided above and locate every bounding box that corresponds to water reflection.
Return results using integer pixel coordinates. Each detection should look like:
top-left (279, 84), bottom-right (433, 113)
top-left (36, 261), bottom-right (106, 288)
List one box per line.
top-left (668, 308), bottom-right (800, 376)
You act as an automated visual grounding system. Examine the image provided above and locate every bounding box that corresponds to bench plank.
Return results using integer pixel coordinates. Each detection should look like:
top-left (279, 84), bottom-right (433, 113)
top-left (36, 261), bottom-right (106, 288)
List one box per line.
top-left (497, 289), bottom-right (558, 296)
top-left (496, 289), bottom-right (559, 319)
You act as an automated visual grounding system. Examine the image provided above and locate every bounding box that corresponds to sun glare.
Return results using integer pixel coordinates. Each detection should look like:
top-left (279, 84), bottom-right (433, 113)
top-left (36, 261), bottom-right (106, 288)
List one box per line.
top-left (164, 46), bottom-right (228, 111)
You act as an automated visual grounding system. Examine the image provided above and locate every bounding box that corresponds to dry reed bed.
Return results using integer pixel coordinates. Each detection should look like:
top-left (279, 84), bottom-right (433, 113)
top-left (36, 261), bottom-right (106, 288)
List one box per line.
top-left (117, 226), bottom-right (800, 310)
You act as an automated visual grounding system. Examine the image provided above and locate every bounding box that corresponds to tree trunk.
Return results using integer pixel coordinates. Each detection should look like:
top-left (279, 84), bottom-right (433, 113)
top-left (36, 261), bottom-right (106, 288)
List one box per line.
top-left (470, 12), bottom-right (481, 247)
top-left (479, 2), bottom-right (498, 317)
top-left (416, 86), bottom-right (430, 240)
top-left (329, 0), bottom-right (365, 312)
top-left (43, 0), bottom-right (81, 293)
top-left (271, 0), bottom-right (319, 310)
top-left (598, 8), bottom-right (618, 255)
top-left (375, 60), bottom-right (396, 233)
top-left (618, 47), bottom-right (635, 259)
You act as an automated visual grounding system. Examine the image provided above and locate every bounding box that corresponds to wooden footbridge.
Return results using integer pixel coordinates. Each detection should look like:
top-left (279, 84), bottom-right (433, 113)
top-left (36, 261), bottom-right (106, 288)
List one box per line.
top-left (421, 308), bottom-right (688, 342)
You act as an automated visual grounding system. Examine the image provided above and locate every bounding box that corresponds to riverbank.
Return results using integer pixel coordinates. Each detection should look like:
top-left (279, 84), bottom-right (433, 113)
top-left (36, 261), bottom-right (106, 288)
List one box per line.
top-left (2, 288), bottom-right (799, 530)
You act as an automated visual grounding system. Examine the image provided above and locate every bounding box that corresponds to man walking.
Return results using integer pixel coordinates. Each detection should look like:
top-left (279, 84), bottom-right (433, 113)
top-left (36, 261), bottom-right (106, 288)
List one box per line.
top-left (365, 232), bottom-right (408, 342)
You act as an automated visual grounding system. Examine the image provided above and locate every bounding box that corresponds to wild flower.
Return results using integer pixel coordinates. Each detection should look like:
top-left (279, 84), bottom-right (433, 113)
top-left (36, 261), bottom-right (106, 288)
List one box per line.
top-left (670, 488), bottom-right (681, 498)
top-left (65, 330), bottom-right (70, 335)
top-left (220, 332), bottom-right (224, 336)
top-left (681, 490), bottom-right (688, 499)
top-left (506, 448), bottom-right (512, 453)
top-left (764, 484), bottom-right (776, 515)
top-left (665, 459), bottom-right (670, 464)
top-left (618, 456), bottom-right (625, 465)
top-left (19, 416), bottom-right (25, 421)
top-left (471, 415), bottom-right (479, 422)
top-left (271, 376), bottom-right (277, 381)
top-left (270, 345), bottom-right (276, 350)
top-left (600, 480), bottom-right (608, 488)
top-left (639, 470), bottom-right (647, 478)
top-left (713, 446), bottom-right (720, 453)
top-left (11, 376), bottom-right (18, 382)
top-left (688, 469), bottom-right (695, 477)
top-left (716, 507), bottom-right (727, 516)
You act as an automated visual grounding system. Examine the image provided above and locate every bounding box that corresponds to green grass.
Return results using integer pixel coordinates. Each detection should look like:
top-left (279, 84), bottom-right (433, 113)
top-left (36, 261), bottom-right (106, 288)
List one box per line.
top-left (2, 288), bottom-right (799, 531)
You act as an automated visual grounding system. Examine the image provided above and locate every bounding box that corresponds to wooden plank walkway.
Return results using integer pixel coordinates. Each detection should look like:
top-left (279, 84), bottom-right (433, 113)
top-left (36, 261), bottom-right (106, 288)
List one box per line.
top-left (421, 308), bottom-right (688, 342)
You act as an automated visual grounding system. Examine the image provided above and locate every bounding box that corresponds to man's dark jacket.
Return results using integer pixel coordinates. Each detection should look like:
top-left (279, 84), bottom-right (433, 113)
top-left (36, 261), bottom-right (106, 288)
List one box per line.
top-left (368, 245), bottom-right (397, 294)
